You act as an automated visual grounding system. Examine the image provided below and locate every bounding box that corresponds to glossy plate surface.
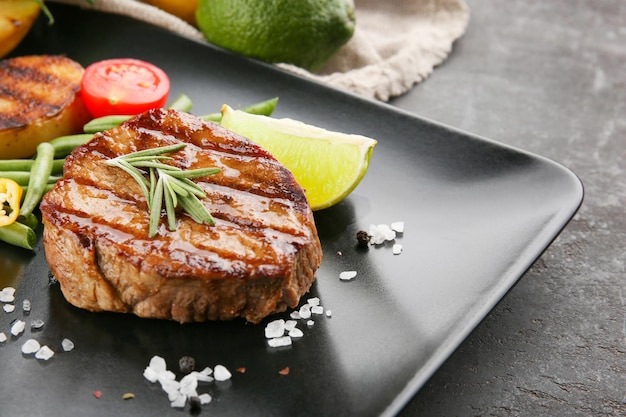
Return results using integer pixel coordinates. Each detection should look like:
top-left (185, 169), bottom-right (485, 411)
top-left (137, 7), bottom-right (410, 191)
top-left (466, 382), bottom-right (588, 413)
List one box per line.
top-left (1, 4), bottom-right (583, 416)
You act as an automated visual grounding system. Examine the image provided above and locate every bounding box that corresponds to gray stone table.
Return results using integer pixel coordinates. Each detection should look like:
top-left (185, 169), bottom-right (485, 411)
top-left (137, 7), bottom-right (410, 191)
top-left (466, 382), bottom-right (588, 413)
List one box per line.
top-left (392, 1), bottom-right (625, 416)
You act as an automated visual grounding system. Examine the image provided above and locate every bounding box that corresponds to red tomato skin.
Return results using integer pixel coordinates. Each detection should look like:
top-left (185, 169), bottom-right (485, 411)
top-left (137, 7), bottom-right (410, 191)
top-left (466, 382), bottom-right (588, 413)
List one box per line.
top-left (81, 58), bottom-right (170, 118)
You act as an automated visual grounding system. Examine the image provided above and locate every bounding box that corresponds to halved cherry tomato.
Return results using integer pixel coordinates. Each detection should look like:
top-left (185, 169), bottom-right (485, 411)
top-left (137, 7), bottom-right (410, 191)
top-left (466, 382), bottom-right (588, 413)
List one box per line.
top-left (80, 58), bottom-right (170, 118)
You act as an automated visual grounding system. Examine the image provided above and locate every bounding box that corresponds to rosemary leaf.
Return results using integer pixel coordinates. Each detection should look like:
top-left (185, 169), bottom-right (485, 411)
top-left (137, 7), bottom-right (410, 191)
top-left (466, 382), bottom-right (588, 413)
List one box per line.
top-left (169, 167), bottom-right (221, 179)
top-left (165, 176), bottom-right (190, 198)
top-left (124, 144), bottom-right (186, 159)
top-left (149, 176), bottom-right (165, 237)
top-left (178, 194), bottom-right (215, 226)
top-left (163, 180), bottom-right (177, 230)
top-left (174, 177), bottom-right (208, 198)
top-left (106, 144), bottom-right (220, 237)
top-left (149, 168), bottom-right (156, 207)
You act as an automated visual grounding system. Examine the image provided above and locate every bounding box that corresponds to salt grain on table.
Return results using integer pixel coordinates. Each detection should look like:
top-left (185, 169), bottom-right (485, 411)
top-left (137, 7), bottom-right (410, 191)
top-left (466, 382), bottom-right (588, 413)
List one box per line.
top-left (22, 299), bottom-right (31, 312)
top-left (3, 304), bottom-right (15, 313)
top-left (198, 393), bottom-right (212, 405)
top-left (284, 320), bottom-right (297, 332)
top-left (298, 304), bottom-right (312, 319)
top-left (10, 319), bottom-right (25, 336)
top-left (368, 224), bottom-right (396, 244)
top-left (339, 271), bottom-right (357, 281)
top-left (21, 339), bottom-right (41, 354)
top-left (62, 338), bottom-right (75, 352)
top-left (288, 328), bottom-right (304, 338)
top-left (31, 319), bottom-right (44, 330)
top-left (267, 336), bottom-right (292, 348)
top-left (0, 287), bottom-right (16, 303)
top-left (265, 319), bottom-right (285, 338)
top-left (35, 345), bottom-right (54, 360)
top-left (0, 332), bottom-right (6, 342)
top-left (393, 244), bottom-right (403, 255)
top-left (307, 297), bottom-right (320, 306)
top-left (311, 306), bottom-right (324, 315)
top-left (391, 221), bottom-right (405, 233)
top-left (213, 365), bottom-right (232, 381)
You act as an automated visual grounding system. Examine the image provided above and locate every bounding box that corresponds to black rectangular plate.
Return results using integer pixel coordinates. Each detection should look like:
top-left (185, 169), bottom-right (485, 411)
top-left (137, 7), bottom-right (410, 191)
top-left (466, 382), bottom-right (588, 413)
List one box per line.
top-left (1, 4), bottom-right (583, 416)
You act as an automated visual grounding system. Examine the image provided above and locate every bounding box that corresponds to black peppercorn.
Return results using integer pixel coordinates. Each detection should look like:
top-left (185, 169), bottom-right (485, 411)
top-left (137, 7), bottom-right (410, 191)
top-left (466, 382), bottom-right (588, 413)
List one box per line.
top-left (179, 355), bottom-right (196, 373)
top-left (356, 230), bottom-right (370, 247)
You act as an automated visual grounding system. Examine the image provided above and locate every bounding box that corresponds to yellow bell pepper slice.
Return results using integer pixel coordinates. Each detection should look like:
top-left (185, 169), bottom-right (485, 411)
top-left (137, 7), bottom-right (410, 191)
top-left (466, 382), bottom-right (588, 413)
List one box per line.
top-left (0, 178), bottom-right (23, 226)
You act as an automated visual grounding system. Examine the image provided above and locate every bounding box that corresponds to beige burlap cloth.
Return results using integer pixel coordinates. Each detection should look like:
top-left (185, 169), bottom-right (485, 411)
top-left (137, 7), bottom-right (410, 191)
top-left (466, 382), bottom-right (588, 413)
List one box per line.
top-left (50, 0), bottom-right (469, 101)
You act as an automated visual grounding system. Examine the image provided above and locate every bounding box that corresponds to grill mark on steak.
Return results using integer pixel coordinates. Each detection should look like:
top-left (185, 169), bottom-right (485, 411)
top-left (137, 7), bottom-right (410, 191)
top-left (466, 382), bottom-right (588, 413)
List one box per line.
top-left (41, 108), bottom-right (322, 323)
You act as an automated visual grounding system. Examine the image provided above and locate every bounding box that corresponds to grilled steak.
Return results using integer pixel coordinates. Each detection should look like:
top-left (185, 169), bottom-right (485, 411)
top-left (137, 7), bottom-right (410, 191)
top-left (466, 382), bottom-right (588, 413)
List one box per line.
top-left (40, 108), bottom-right (322, 324)
top-left (0, 55), bottom-right (91, 158)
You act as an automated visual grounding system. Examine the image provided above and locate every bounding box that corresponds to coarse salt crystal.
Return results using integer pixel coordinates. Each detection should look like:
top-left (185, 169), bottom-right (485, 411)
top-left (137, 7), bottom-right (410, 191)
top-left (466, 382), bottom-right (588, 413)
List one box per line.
top-left (0, 332), bottom-right (6, 342)
top-left (391, 221), bottom-right (405, 233)
top-left (213, 365), bottom-right (232, 381)
top-left (0, 287), bottom-right (15, 303)
top-left (265, 319), bottom-right (285, 339)
top-left (339, 271), bottom-right (357, 281)
top-left (22, 339), bottom-right (41, 354)
top-left (179, 374), bottom-right (199, 397)
top-left (160, 378), bottom-right (181, 399)
top-left (284, 320), bottom-right (297, 332)
top-left (3, 304), bottom-right (15, 313)
top-left (35, 345), bottom-right (54, 360)
top-left (306, 320), bottom-right (315, 327)
top-left (31, 319), bottom-right (44, 329)
top-left (392, 244), bottom-right (403, 255)
top-left (61, 338), bottom-right (75, 352)
top-left (149, 355), bottom-right (167, 373)
top-left (307, 297), bottom-right (320, 306)
top-left (368, 224), bottom-right (396, 244)
top-left (298, 304), bottom-right (311, 319)
top-left (158, 370), bottom-right (177, 383)
top-left (22, 299), bottom-right (31, 312)
top-left (288, 328), bottom-right (304, 338)
top-left (170, 393), bottom-right (187, 408)
top-left (311, 306), bottom-right (324, 315)
top-left (325, 309), bottom-right (332, 318)
top-left (198, 393), bottom-right (212, 405)
top-left (189, 370), bottom-right (213, 383)
top-left (143, 366), bottom-right (159, 383)
top-left (289, 311), bottom-right (301, 320)
top-left (10, 319), bottom-right (25, 336)
top-left (267, 336), bottom-right (292, 348)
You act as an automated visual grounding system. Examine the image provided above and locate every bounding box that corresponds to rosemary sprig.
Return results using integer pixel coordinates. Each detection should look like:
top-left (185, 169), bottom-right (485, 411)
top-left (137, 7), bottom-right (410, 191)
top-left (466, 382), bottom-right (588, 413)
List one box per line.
top-left (105, 144), bottom-right (220, 237)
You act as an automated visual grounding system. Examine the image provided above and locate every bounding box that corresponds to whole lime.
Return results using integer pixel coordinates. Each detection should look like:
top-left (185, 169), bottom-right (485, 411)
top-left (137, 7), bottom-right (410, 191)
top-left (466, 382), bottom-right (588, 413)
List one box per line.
top-left (196, 0), bottom-right (356, 71)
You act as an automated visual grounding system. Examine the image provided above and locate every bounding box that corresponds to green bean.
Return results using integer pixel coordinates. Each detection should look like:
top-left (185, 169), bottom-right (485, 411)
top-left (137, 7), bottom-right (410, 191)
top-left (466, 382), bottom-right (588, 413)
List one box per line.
top-left (17, 213), bottom-right (39, 230)
top-left (50, 134), bottom-right (94, 158)
top-left (0, 159), bottom-right (65, 174)
top-left (0, 172), bottom-right (59, 186)
top-left (21, 142), bottom-right (55, 217)
top-left (0, 221), bottom-right (36, 250)
top-left (52, 158), bottom-right (66, 174)
top-left (167, 94), bottom-right (193, 112)
top-left (20, 183), bottom-right (56, 201)
top-left (83, 115), bottom-right (132, 134)
top-left (0, 171), bottom-right (31, 186)
top-left (199, 97), bottom-right (279, 123)
top-left (240, 97), bottom-right (279, 116)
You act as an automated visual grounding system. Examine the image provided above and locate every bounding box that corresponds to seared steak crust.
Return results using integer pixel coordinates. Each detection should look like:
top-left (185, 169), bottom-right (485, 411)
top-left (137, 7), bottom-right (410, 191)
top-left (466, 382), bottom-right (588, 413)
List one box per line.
top-left (40, 109), bottom-right (322, 323)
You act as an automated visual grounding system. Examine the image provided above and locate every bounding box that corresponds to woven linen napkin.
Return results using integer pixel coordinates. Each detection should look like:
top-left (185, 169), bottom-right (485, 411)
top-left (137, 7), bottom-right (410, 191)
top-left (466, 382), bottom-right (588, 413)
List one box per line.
top-left (50, 0), bottom-right (469, 101)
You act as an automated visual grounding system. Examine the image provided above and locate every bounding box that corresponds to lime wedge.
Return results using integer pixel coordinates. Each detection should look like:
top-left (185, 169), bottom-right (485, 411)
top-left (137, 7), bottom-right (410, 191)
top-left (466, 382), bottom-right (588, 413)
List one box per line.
top-left (220, 105), bottom-right (377, 210)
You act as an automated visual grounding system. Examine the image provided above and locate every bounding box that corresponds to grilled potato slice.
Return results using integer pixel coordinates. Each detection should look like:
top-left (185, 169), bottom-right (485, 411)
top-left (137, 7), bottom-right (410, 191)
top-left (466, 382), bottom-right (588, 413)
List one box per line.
top-left (0, 0), bottom-right (41, 59)
top-left (0, 55), bottom-right (92, 159)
